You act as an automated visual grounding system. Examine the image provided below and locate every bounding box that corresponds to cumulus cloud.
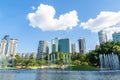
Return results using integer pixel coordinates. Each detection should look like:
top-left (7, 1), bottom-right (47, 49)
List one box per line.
top-left (103, 27), bottom-right (120, 41)
top-left (27, 4), bottom-right (79, 31)
top-left (80, 11), bottom-right (120, 32)
top-left (104, 27), bottom-right (120, 33)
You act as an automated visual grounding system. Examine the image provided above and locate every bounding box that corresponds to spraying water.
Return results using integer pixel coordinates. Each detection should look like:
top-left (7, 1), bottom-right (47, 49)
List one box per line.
top-left (0, 55), bottom-right (8, 69)
top-left (99, 53), bottom-right (120, 70)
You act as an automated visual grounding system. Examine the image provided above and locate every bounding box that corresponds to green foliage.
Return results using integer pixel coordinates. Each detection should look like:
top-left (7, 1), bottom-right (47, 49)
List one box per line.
top-left (15, 55), bottom-right (20, 60)
top-left (91, 41), bottom-right (120, 67)
top-left (14, 54), bottom-right (38, 67)
top-left (36, 59), bottom-right (42, 66)
top-left (58, 52), bottom-right (64, 65)
top-left (96, 41), bottom-right (120, 55)
top-left (71, 53), bottom-right (80, 61)
top-left (81, 62), bottom-right (88, 66)
top-left (79, 54), bottom-right (87, 63)
top-left (96, 42), bottom-right (113, 54)
top-left (15, 54), bottom-right (22, 66)
top-left (72, 60), bottom-right (81, 65)
top-left (87, 50), bottom-right (99, 66)
top-left (71, 53), bottom-right (88, 66)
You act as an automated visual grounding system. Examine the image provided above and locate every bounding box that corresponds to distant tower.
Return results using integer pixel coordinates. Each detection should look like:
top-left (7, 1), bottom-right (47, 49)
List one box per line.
top-left (112, 32), bottom-right (120, 42)
top-left (37, 40), bottom-right (49, 60)
top-left (51, 38), bottom-right (59, 52)
top-left (98, 30), bottom-right (107, 44)
top-left (9, 39), bottom-right (18, 57)
top-left (78, 38), bottom-right (86, 54)
top-left (71, 43), bottom-right (76, 53)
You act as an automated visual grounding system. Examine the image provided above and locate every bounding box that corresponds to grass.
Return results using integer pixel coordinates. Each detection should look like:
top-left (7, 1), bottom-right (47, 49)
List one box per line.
top-left (66, 65), bottom-right (99, 71)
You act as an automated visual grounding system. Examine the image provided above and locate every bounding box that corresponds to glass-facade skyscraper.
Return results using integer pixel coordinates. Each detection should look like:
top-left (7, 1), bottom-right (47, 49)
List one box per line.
top-left (58, 38), bottom-right (71, 53)
top-left (37, 40), bottom-right (49, 60)
top-left (98, 30), bottom-right (107, 44)
top-left (9, 39), bottom-right (18, 57)
top-left (71, 43), bottom-right (77, 53)
top-left (112, 32), bottom-right (120, 42)
top-left (51, 38), bottom-right (59, 52)
top-left (78, 38), bottom-right (86, 54)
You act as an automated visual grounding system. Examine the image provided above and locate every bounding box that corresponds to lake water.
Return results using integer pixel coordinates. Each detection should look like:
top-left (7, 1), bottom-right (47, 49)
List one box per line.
top-left (0, 69), bottom-right (120, 80)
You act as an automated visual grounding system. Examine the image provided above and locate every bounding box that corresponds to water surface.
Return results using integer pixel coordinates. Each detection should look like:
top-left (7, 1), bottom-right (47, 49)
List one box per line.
top-left (0, 69), bottom-right (120, 80)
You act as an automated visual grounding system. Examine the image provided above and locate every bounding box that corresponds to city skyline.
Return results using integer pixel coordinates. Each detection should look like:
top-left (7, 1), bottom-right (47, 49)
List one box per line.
top-left (0, 0), bottom-right (120, 53)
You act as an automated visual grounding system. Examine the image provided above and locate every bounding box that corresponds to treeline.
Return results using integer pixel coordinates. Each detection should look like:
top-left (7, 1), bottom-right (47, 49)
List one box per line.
top-left (13, 52), bottom-right (98, 67)
top-left (12, 42), bottom-right (120, 68)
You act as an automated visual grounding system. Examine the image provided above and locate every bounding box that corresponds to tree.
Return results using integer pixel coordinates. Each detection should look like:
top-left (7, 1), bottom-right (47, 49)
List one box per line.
top-left (72, 60), bottom-right (81, 65)
top-left (37, 59), bottom-right (42, 66)
top-left (59, 52), bottom-right (64, 65)
top-left (71, 53), bottom-right (80, 61)
top-left (28, 57), bottom-right (37, 66)
top-left (79, 54), bottom-right (87, 63)
top-left (113, 45), bottom-right (120, 53)
top-left (15, 54), bottom-right (20, 60)
top-left (15, 54), bottom-right (22, 66)
top-left (87, 50), bottom-right (99, 66)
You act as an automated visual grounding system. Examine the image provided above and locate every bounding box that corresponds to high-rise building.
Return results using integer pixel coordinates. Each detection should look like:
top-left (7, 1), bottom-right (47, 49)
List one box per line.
top-left (0, 35), bottom-right (10, 56)
top-left (58, 38), bottom-right (71, 53)
top-left (9, 39), bottom-right (18, 57)
top-left (3, 35), bottom-right (10, 55)
top-left (0, 35), bottom-right (18, 57)
top-left (0, 39), bottom-right (7, 56)
top-left (78, 38), bottom-right (86, 54)
top-left (37, 40), bottom-right (49, 59)
top-left (51, 38), bottom-right (59, 52)
top-left (71, 43), bottom-right (76, 53)
top-left (98, 30), bottom-right (107, 44)
top-left (112, 32), bottom-right (120, 42)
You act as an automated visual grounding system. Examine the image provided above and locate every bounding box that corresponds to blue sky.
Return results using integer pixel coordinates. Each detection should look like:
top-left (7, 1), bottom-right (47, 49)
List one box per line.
top-left (0, 0), bottom-right (120, 53)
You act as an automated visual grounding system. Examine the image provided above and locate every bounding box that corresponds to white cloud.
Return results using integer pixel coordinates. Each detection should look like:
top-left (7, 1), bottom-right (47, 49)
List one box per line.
top-left (27, 4), bottom-right (79, 31)
top-left (103, 27), bottom-right (120, 41)
top-left (80, 11), bottom-right (120, 32)
top-left (31, 6), bottom-right (36, 10)
top-left (103, 27), bottom-right (120, 33)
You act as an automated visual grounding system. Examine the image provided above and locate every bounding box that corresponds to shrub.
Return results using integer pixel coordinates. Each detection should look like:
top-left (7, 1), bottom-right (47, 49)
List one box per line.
top-left (81, 62), bottom-right (88, 66)
top-left (73, 60), bottom-right (81, 65)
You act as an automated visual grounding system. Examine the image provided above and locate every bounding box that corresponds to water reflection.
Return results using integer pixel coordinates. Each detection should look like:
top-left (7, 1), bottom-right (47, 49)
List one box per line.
top-left (35, 69), bottom-right (48, 80)
top-left (0, 70), bottom-right (120, 80)
top-left (0, 71), bottom-right (14, 80)
top-left (35, 69), bottom-right (72, 80)
top-left (35, 70), bottom-right (120, 80)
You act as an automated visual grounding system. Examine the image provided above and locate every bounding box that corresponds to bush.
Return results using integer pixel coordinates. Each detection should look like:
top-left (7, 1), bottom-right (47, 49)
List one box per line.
top-left (81, 62), bottom-right (88, 66)
top-left (72, 60), bottom-right (81, 65)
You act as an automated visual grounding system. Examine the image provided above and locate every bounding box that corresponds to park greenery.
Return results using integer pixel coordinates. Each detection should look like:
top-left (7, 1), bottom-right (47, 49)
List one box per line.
top-left (10, 41), bottom-right (120, 70)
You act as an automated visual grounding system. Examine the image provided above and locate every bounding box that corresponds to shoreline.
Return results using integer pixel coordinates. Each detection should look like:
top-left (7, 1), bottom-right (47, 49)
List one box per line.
top-left (0, 65), bottom-right (99, 71)
top-left (15, 65), bottom-right (68, 69)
